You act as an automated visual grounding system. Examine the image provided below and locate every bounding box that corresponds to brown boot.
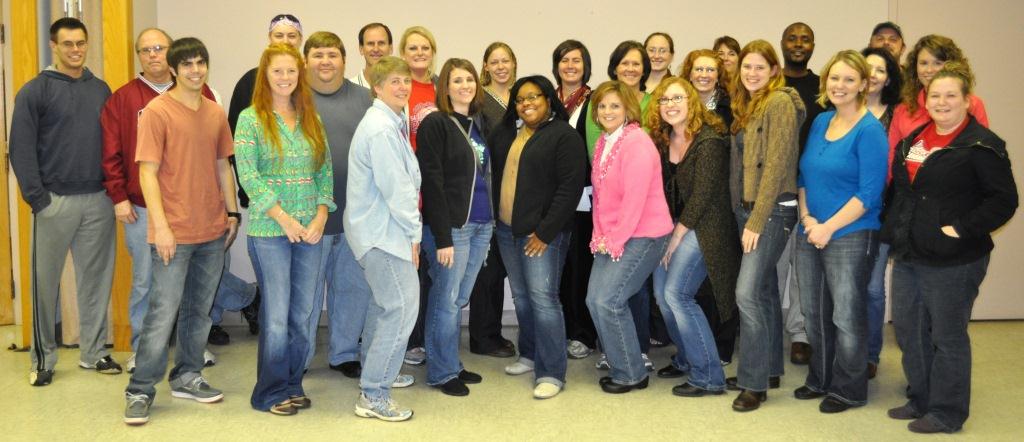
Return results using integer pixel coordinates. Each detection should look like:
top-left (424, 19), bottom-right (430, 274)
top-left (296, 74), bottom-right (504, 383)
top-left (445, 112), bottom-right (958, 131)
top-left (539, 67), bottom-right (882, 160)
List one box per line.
top-left (732, 390), bottom-right (767, 412)
top-left (790, 342), bottom-right (811, 365)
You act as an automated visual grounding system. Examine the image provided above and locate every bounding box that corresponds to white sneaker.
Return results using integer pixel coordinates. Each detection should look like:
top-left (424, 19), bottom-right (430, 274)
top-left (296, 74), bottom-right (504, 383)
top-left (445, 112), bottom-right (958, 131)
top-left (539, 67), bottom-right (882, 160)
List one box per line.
top-left (204, 349), bottom-right (216, 367)
top-left (504, 358), bottom-right (534, 375)
top-left (126, 353), bottom-right (136, 374)
top-left (533, 382), bottom-right (561, 399)
top-left (567, 340), bottom-right (593, 359)
top-left (403, 347), bottom-right (426, 365)
top-left (642, 353), bottom-right (654, 371)
top-left (355, 394), bottom-right (413, 422)
top-left (391, 374), bottom-right (415, 388)
top-left (595, 353), bottom-right (609, 370)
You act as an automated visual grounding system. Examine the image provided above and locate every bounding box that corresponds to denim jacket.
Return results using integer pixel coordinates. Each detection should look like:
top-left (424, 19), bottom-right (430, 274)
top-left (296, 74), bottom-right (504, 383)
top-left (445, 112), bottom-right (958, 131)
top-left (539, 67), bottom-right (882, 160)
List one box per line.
top-left (344, 99), bottom-right (423, 261)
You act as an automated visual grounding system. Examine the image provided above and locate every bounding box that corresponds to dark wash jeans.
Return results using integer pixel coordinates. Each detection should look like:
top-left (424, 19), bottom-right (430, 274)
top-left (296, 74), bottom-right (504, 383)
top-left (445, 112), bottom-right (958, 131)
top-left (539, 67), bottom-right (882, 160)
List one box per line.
top-left (892, 254), bottom-right (989, 432)
top-left (796, 229), bottom-right (877, 405)
top-left (734, 204), bottom-right (796, 392)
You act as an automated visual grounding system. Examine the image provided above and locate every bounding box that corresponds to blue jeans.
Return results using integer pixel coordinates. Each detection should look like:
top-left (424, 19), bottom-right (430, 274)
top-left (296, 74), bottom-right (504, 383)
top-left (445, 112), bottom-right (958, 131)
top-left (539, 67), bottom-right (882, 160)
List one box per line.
top-left (126, 235), bottom-right (225, 397)
top-left (248, 236), bottom-right (327, 411)
top-left (892, 255), bottom-right (989, 432)
top-left (866, 242), bottom-right (890, 364)
top-left (796, 229), bottom-right (876, 405)
top-left (734, 204), bottom-right (795, 391)
top-left (210, 251), bottom-right (258, 325)
top-left (122, 205), bottom-right (152, 353)
top-left (422, 222), bottom-right (493, 385)
top-left (496, 223), bottom-right (570, 387)
top-left (587, 235), bottom-right (668, 385)
top-left (310, 232), bottom-right (372, 367)
top-left (653, 231), bottom-right (725, 390)
top-left (359, 247), bottom-right (419, 401)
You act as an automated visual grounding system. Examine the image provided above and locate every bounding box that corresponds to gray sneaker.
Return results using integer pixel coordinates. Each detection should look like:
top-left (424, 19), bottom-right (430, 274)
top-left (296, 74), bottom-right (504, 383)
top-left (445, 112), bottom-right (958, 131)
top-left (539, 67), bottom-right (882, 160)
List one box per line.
top-left (170, 376), bottom-right (224, 403)
top-left (403, 347), bottom-right (426, 365)
top-left (355, 394), bottom-right (413, 422)
top-left (391, 374), bottom-right (415, 388)
top-left (567, 340), bottom-right (593, 359)
top-left (124, 392), bottom-right (152, 425)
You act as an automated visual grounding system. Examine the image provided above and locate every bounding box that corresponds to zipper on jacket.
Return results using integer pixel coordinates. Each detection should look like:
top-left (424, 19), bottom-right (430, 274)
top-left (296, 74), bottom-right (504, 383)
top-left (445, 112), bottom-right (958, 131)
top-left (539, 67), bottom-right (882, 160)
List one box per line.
top-left (911, 141), bottom-right (996, 190)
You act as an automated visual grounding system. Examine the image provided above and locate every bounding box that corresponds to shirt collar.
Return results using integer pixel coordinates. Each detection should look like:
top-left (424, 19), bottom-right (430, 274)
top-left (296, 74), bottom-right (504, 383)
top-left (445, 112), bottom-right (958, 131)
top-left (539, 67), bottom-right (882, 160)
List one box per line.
top-left (372, 98), bottom-right (406, 125)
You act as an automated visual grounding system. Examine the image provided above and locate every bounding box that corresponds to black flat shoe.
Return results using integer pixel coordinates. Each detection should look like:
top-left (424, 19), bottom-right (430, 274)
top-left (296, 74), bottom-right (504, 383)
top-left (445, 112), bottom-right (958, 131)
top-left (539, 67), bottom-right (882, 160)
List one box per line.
top-left (329, 361), bottom-right (362, 378)
top-left (794, 385), bottom-right (826, 400)
top-left (726, 376), bottom-right (779, 391)
top-left (887, 404), bottom-right (923, 420)
top-left (656, 364), bottom-right (687, 379)
top-left (600, 377), bottom-right (649, 394)
top-left (819, 396), bottom-right (853, 413)
top-left (599, 376), bottom-right (613, 386)
top-left (470, 346), bottom-right (515, 358)
top-left (908, 416), bottom-right (952, 434)
top-left (437, 378), bottom-right (469, 396)
top-left (732, 390), bottom-right (767, 412)
top-left (672, 382), bottom-right (725, 397)
top-left (458, 370), bottom-right (482, 384)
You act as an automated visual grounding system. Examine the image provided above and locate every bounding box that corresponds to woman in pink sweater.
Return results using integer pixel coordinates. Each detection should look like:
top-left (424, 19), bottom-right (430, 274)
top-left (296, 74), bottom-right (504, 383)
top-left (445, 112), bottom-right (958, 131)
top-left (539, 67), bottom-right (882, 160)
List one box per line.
top-left (585, 81), bottom-right (673, 394)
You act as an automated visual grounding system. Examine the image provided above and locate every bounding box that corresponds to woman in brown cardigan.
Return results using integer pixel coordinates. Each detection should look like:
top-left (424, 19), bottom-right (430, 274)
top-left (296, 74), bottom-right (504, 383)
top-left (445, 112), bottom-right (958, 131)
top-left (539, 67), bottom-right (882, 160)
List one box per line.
top-left (725, 40), bottom-right (806, 412)
top-left (647, 77), bottom-right (740, 397)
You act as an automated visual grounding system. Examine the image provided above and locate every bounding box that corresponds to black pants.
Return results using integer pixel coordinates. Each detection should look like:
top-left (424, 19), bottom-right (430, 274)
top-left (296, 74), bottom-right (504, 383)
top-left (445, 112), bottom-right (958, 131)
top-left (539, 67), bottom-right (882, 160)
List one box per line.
top-left (467, 237), bottom-right (511, 352)
top-left (695, 279), bottom-right (739, 363)
top-left (558, 212), bottom-right (598, 348)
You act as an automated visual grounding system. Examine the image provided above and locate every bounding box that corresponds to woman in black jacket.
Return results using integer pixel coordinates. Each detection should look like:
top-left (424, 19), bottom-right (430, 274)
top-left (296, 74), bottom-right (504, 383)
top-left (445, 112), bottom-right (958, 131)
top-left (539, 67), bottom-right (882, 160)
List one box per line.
top-left (416, 58), bottom-right (492, 397)
top-left (491, 75), bottom-right (587, 399)
top-left (882, 62), bottom-right (1017, 434)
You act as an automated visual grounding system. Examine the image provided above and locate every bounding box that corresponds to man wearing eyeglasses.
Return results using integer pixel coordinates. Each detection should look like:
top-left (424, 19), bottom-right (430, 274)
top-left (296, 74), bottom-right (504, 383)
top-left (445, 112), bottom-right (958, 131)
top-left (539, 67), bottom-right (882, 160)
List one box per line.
top-left (101, 28), bottom-right (237, 373)
top-left (10, 17), bottom-right (118, 386)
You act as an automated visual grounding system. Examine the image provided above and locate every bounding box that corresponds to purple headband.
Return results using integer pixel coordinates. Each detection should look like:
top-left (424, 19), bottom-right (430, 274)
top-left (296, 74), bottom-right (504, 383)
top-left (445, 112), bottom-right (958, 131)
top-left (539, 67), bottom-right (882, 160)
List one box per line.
top-left (269, 14), bottom-right (302, 34)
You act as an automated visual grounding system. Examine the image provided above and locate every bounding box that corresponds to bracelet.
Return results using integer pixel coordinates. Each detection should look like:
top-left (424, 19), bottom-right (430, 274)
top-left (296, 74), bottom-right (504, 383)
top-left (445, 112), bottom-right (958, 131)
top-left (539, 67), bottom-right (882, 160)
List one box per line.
top-left (227, 211), bottom-right (241, 221)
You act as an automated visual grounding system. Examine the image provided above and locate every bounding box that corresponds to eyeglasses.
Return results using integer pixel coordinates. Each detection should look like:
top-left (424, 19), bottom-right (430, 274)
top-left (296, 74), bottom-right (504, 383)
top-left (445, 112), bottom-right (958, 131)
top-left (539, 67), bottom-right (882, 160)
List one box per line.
top-left (515, 93), bottom-right (544, 105)
top-left (657, 95), bottom-right (687, 105)
top-left (59, 41), bottom-right (88, 50)
top-left (137, 45), bottom-right (166, 55)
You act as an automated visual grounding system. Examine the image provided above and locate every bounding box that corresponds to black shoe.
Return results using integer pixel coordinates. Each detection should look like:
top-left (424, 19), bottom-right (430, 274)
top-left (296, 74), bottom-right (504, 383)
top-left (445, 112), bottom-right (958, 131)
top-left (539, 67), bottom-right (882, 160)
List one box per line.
top-left (672, 382), bottom-right (725, 397)
top-left (29, 369), bottom-right (54, 386)
top-left (726, 376), bottom-right (779, 391)
top-left (329, 361), bottom-right (361, 378)
top-left (908, 416), bottom-right (953, 434)
top-left (819, 396), bottom-right (853, 413)
top-left (599, 376), bottom-right (613, 386)
top-left (470, 345), bottom-right (515, 358)
top-left (600, 377), bottom-right (648, 394)
top-left (656, 364), bottom-right (687, 379)
top-left (241, 288), bottom-right (260, 335)
top-left (732, 390), bottom-right (767, 412)
top-left (458, 370), bottom-right (482, 384)
top-left (80, 355), bottom-right (123, 374)
top-left (794, 386), bottom-right (826, 400)
top-left (887, 404), bottom-right (922, 420)
top-left (207, 325), bottom-right (229, 346)
top-left (437, 378), bottom-right (469, 396)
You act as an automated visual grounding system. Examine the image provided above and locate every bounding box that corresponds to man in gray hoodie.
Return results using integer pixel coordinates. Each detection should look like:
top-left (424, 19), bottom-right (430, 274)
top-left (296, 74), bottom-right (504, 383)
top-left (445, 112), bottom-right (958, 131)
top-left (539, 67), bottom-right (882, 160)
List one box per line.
top-left (9, 17), bottom-right (119, 386)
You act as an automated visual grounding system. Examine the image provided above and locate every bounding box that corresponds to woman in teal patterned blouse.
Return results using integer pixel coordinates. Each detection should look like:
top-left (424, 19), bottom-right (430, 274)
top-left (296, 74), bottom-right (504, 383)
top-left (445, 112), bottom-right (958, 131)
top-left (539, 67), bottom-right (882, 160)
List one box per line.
top-left (234, 43), bottom-right (335, 417)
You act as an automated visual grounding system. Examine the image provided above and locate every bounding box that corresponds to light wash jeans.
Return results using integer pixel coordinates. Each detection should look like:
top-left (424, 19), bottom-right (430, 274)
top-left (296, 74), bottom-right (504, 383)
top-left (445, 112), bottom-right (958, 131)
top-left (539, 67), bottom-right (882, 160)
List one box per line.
top-left (734, 205), bottom-right (795, 392)
top-left (796, 230), bottom-right (876, 405)
top-left (126, 235), bottom-right (225, 397)
top-left (653, 231), bottom-right (725, 390)
top-left (587, 235), bottom-right (668, 385)
top-left (247, 236), bottom-right (327, 411)
top-left (496, 223), bottom-right (571, 387)
top-left (122, 205), bottom-right (152, 352)
top-left (422, 223), bottom-right (493, 385)
top-left (358, 247), bottom-right (420, 402)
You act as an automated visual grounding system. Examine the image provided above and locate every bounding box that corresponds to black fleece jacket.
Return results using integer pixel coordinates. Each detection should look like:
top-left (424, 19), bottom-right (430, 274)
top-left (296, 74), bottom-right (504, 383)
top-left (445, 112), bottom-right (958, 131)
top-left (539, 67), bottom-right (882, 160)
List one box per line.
top-left (489, 118), bottom-right (587, 243)
top-left (416, 111), bottom-right (491, 248)
top-left (881, 116), bottom-right (1018, 266)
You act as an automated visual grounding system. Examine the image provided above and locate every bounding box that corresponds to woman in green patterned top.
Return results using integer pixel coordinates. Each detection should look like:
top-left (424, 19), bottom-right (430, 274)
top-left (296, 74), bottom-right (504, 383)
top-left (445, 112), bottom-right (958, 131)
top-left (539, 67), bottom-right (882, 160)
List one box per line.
top-left (234, 43), bottom-right (335, 417)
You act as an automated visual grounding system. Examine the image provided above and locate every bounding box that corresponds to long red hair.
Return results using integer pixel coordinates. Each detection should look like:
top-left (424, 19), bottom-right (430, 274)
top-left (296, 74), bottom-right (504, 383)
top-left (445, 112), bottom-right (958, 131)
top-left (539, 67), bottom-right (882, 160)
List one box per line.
top-left (251, 43), bottom-right (327, 168)
top-left (729, 40), bottom-right (786, 134)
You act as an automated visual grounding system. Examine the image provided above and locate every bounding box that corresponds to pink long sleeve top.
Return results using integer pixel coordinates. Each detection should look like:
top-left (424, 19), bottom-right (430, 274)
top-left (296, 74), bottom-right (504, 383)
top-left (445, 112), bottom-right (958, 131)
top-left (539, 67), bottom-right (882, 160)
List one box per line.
top-left (590, 123), bottom-right (673, 259)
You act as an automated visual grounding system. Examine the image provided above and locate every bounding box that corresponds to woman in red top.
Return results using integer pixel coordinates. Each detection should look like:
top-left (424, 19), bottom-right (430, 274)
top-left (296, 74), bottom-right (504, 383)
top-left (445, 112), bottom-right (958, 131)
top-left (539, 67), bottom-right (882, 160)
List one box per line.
top-left (399, 26), bottom-right (439, 152)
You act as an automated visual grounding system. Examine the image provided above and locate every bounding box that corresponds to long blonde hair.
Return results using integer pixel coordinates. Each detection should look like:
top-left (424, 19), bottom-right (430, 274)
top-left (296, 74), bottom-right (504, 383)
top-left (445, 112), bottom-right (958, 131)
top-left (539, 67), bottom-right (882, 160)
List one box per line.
top-left (251, 44), bottom-right (327, 168)
top-left (729, 40), bottom-right (786, 134)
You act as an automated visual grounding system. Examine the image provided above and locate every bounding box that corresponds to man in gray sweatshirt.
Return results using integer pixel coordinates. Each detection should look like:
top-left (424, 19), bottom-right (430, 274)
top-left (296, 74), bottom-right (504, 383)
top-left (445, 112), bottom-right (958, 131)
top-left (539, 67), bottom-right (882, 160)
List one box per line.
top-left (9, 17), bottom-right (119, 386)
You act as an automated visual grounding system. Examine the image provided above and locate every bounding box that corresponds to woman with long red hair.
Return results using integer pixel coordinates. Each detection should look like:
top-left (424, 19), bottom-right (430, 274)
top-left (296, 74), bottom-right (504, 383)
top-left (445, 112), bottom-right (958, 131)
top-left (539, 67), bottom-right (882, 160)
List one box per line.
top-left (235, 43), bottom-right (334, 416)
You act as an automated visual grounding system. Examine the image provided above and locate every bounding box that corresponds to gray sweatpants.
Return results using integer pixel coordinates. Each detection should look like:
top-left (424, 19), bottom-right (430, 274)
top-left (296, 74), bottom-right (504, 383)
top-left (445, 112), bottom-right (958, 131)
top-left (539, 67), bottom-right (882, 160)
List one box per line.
top-left (30, 191), bottom-right (115, 371)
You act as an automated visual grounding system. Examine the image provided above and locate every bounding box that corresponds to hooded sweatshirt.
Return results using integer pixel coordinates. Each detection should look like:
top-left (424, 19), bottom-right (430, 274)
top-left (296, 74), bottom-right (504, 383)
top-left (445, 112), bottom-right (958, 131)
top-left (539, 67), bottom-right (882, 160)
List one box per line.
top-left (10, 67), bottom-right (111, 213)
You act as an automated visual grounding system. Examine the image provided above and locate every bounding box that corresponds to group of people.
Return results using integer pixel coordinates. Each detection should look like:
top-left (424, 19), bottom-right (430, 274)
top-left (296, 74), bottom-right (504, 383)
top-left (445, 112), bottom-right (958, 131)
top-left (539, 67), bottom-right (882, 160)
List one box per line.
top-left (10, 14), bottom-right (1017, 434)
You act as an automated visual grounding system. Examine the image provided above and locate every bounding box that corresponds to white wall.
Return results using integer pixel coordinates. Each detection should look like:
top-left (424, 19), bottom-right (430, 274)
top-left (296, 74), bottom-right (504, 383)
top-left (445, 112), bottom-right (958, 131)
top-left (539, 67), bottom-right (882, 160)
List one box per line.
top-left (17, 0), bottom-right (1017, 321)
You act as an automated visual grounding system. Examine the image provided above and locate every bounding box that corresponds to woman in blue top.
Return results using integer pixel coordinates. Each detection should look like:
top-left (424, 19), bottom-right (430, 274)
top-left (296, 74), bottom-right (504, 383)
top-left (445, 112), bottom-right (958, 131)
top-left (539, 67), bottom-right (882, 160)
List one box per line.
top-left (794, 50), bottom-right (887, 413)
top-left (416, 58), bottom-right (492, 396)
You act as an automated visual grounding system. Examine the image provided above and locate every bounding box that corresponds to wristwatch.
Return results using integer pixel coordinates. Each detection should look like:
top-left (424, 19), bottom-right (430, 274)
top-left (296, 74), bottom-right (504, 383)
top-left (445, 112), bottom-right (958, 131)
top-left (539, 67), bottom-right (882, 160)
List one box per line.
top-left (227, 211), bottom-right (242, 221)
